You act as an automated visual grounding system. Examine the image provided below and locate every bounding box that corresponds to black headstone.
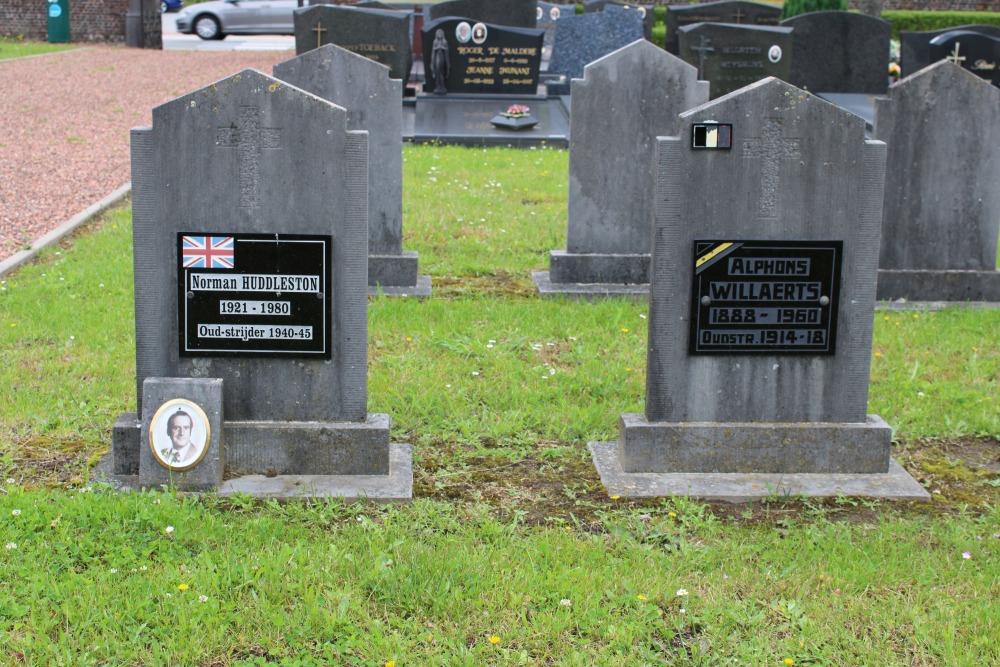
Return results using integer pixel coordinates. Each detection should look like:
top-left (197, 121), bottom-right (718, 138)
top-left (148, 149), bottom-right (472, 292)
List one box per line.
top-left (928, 30), bottom-right (1000, 87)
top-left (901, 24), bottom-right (1000, 78)
top-left (678, 23), bottom-right (792, 98)
top-left (421, 17), bottom-right (544, 95)
top-left (427, 0), bottom-right (538, 29)
top-left (782, 11), bottom-right (890, 94)
top-left (294, 5), bottom-right (412, 85)
top-left (666, 1), bottom-right (781, 55)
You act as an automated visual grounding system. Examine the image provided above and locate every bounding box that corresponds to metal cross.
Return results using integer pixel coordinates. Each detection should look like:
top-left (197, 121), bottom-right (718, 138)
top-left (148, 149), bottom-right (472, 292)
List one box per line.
top-left (313, 21), bottom-right (327, 50)
top-left (215, 106), bottom-right (282, 209)
top-left (690, 35), bottom-right (715, 80)
top-left (742, 118), bottom-right (802, 219)
top-left (732, 7), bottom-right (746, 23)
top-left (946, 42), bottom-right (966, 65)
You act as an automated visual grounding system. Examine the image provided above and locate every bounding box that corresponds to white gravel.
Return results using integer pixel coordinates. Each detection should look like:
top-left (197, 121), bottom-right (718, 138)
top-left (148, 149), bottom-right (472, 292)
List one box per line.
top-left (0, 45), bottom-right (293, 261)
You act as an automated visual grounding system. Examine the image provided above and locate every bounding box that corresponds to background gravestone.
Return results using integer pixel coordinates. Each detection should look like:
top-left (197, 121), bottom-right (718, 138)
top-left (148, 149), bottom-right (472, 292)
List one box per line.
top-left (537, 1), bottom-right (568, 51)
top-left (928, 30), bottom-right (1000, 87)
top-left (294, 5), bottom-right (413, 86)
top-left (901, 24), bottom-right (1000, 78)
top-left (427, 0), bottom-right (538, 29)
top-left (665, 0), bottom-right (781, 55)
top-left (678, 23), bottom-right (792, 99)
top-left (420, 17), bottom-right (544, 95)
top-left (782, 11), bottom-right (890, 94)
top-left (583, 0), bottom-right (654, 41)
top-left (589, 77), bottom-right (926, 500)
top-left (536, 40), bottom-right (709, 296)
top-left (110, 69), bottom-right (411, 498)
top-left (546, 8), bottom-right (645, 96)
top-left (274, 45), bottom-right (429, 296)
top-left (874, 61), bottom-right (1000, 302)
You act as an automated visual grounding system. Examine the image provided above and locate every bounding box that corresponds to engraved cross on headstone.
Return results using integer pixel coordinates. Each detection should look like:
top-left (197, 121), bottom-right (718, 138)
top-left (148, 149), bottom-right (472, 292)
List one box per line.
top-left (215, 106), bottom-right (282, 209)
top-left (742, 117), bottom-right (802, 219)
top-left (732, 7), bottom-right (746, 23)
top-left (690, 35), bottom-right (715, 80)
top-left (946, 42), bottom-right (966, 65)
top-left (313, 21), bottom-right (327, 50)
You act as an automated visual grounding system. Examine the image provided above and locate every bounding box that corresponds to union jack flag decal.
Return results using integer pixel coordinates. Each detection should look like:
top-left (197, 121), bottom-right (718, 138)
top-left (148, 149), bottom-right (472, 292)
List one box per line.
top-left (182, 236), bottom-right (235, 269)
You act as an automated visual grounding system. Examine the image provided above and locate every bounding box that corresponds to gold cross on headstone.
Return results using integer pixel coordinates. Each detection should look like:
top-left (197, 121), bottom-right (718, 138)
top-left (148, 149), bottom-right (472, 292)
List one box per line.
top-left (313, 21), bottom-right (327, 50)
top-left (215, 106), bottom-right (282, 209)
top-left (946, 42), bottom-right (966, 65)
top-left (732, 8), bottom-right (746, 23)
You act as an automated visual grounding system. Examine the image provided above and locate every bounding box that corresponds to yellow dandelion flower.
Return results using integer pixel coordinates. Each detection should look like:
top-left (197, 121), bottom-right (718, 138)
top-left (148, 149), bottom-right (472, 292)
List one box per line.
top-left (637, 594), bottom-right (647, 601)
top-left (784, 659), bottom-right (795, 667)
top-left (385, 661), bottom-right (396, 667)
top-left (611, 495), bottom-right (621, 500)
top-left (621, 328), bottom-right (629, 333)
top-left (178, 583), bottom-right (189, 591)
top-left (488, 636), bottom-right (500, 645)
top-left (668, 512), bottom-right (677, 518)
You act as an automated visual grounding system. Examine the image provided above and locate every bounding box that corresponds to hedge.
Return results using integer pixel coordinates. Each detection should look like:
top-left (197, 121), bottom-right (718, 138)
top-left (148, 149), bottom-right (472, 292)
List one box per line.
top-left (882, 10), bottom-right (1000, 40)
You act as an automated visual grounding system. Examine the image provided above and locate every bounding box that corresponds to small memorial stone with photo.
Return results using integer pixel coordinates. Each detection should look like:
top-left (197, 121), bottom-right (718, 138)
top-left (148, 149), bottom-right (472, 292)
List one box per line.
top-left (678, 23), bottom-right (792, 98)
top-left (421, 17), bottom-right (544, 95)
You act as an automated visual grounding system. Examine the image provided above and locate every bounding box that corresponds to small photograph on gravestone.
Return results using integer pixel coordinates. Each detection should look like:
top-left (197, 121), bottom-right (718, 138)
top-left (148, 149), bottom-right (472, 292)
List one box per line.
top-left (149, 399), bottom-right (211, 471)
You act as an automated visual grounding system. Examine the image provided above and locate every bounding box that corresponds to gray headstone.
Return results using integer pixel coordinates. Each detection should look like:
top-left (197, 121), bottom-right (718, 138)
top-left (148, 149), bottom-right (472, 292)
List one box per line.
top-left (113, 68), bottom-right (396, 482)
top-left (928, 30), bottom-right (1000, 88)
top-left (636, 78), bottom-right (890, 469)
top-left (583, 1), bottom-right (654, 41)
top-left (678, 23), bottom-right (792, 99)
top-left (274, 45), bottom-right (425, 293)
top-left (666, 1), bottom-right (781, 55)
top-left (901, 24), bottom-right (1000, 78)
top-left (427, 0), bottom-right (538, 29)
top-left (294, 5), bottom-right (413, 85)
top-left (782, 11), bottom-right (890, 94)
top-left (546, 7), bottom-right (644, 95)
top-left (874, 61), bottom-right (1000, 301)
top-left (542, 40), bottom-right (709, 289)
top-left (421, 17), bottom-right (544, 95)
top-left (138, 378), bottom-right (223, 491)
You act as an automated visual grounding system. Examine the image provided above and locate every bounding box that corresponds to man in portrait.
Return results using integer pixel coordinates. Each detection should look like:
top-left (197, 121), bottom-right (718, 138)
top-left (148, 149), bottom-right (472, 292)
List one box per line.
top-left (160, 409), bottom-right (202, 466)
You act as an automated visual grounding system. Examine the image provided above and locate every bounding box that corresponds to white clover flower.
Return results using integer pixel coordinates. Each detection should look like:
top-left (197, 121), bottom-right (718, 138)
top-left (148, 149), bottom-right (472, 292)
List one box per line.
top-left (676, 588), bottom-right (689, 597)
top-left (110, 568), bottom-right (118, 573)
top-left (5, 543), bottom-right (17, 550)
top-left (199, 595), bottom-right (208, 603)
top-left (165, 526), bottom-right (174, 534)
top-left (559, 599), bottom-right (572, 607)
top-left (11, 509), bottom-right (20, 516)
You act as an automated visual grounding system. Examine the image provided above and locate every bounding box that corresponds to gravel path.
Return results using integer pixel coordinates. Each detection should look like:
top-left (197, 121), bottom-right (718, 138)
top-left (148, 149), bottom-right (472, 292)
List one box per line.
top-left (0, 45), bottom-right (292, 261)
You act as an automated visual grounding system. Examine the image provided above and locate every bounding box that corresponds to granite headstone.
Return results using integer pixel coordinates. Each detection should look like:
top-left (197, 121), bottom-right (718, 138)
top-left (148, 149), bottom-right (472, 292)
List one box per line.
top-left (427, 0), bottom-right (538, 29)
top-left (294, 5), bottom-right (413, 85)
top-left (928, 30), bottom-right (1000, 87)
top-left (536, 40), bottom-right (709, 295)
top-left (421, 17), bottom-right (544, 95)
top-left (901, 24), bottom-right (1000, 78)
top-left (109, 69), bottom-right (411, 498)
top-left (537, 1), bottom-right (568, 50)
top-left (274, 45), bottom-right (428, 296)
top-left (666, 1), bottom-right (781, 55)
top-left (546, 7), bottom-right (645, 96)
top-left (782, 11), bottom-right (890, 94)
top-left (678, 22), bottom-right (793, 98)
top-left (583, 1), bottom-right (654, 41)
top-left (874, 61), bottom-right (1000, 301)
top-left (589, 77), bottom-right (927, 501)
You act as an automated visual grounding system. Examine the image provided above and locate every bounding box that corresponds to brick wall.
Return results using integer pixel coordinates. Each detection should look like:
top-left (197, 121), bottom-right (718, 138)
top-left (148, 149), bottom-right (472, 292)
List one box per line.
top-left (0, 0), bottom-right (129, 41)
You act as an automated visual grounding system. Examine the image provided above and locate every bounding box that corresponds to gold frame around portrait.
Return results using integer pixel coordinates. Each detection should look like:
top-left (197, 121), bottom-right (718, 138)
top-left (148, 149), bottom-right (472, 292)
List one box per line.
top-left (148, 398), bottom-right (211, 472)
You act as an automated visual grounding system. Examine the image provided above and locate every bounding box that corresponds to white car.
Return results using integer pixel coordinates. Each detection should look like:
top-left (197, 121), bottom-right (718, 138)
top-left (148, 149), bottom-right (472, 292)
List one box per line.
top-left (175, 0), bottom-right (300, 40)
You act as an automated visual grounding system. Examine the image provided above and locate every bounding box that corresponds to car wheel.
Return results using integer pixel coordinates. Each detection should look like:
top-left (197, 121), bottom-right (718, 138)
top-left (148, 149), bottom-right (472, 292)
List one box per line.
top-left (194, 15), bottom-right (223, 40)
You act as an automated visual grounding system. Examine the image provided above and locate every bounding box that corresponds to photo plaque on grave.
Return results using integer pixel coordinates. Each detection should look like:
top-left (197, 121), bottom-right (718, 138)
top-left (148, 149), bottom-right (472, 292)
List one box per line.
top-left (689, 240), bottom-right (842, 354)
top-left (177, 233), bottom-right (332, 358)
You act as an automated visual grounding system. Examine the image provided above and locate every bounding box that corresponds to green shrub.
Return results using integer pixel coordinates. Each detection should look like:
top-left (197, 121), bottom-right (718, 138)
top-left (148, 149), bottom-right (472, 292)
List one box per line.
top-left (881, 10), bottom-right (1000, 41)
top-left (779, 0), bottom-right (847, 21)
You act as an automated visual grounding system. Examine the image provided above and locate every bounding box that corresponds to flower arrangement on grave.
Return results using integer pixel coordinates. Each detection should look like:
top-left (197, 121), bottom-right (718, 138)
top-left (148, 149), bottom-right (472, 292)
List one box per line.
top-left (888, 62), bottom-right (900, 78)
top-left (500, 104), bottom-right (531, 119)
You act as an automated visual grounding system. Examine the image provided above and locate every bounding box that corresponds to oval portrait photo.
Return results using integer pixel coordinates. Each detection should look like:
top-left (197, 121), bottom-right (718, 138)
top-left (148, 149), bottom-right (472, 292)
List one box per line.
top-left (149, 398), bottom-right (211, 471)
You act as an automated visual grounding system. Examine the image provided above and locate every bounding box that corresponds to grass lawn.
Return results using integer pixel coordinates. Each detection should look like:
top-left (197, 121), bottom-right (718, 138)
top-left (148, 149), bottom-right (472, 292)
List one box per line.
top-left (0, 37), bottom-right (76, 61)
top-left (0, 144), bottom-right (998, 666)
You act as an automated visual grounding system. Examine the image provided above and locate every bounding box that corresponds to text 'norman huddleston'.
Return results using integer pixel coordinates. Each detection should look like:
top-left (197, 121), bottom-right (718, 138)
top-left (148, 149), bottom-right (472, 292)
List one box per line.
top-left (189, 273), bottom-right (321, 293)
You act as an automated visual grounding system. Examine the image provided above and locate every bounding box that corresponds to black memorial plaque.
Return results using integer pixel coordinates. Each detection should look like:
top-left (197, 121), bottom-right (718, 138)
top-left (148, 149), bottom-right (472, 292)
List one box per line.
top-left (689, 240), bottom-right (842, 354)
top-left (178, 233), bottom-right (332, 358)
top-left (421, 17), bottom-right (544, 95)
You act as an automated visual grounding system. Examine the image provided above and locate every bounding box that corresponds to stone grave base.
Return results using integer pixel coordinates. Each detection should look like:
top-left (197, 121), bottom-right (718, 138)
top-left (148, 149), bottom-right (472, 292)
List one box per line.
top-left (532, 271), bottom-right (649, 300)
top-left (589, 441), bottom-right (929, 503)
top-left (407, 94), bottom-right (569, 147)
top-left (219, 443), bottom-right (413, 501)
top-left (876, 269), bottom-right (1000, 303)
top-left (368, 251), bottom-right (431, 297)
top-left (617, 413), bottom-right (893, 474)
top-left (549, 249), bottom-right (649, 285)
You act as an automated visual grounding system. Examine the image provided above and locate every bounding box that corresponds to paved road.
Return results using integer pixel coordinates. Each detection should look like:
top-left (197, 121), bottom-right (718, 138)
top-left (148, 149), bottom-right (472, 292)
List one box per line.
top-left (162, 12), bottom-right (294, 51)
